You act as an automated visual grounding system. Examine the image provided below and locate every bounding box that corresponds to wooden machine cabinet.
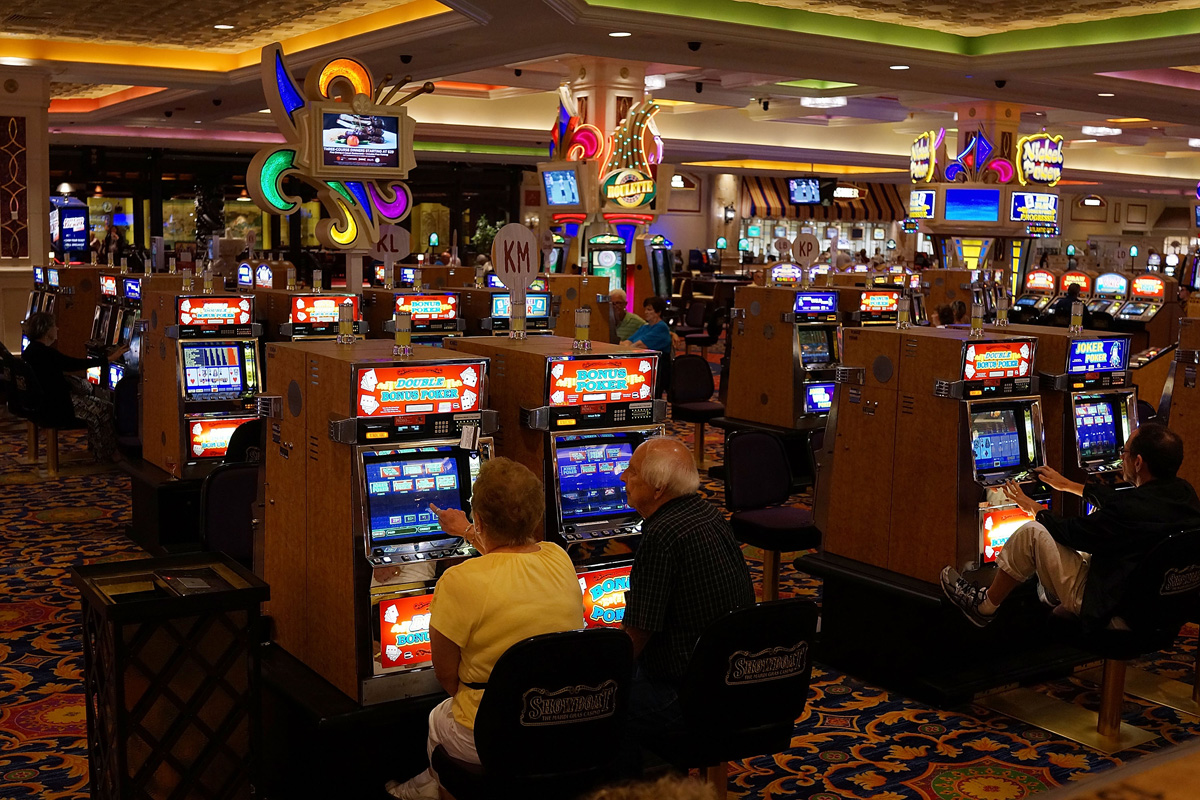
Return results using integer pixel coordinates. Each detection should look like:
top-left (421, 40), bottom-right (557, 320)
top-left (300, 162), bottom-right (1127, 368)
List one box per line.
top-left (923, 268), bottom-right (980, 313)
top-left (49, 265), bottom-right (106, 358)
top-left (251, 286), bottom-right (362, 341)
top-left (545, 274), bottom-right (616, 343)
top-left (726, 285), bottom-right (815, 428)
top-left (1171, 318), bottom-right (1200, 490)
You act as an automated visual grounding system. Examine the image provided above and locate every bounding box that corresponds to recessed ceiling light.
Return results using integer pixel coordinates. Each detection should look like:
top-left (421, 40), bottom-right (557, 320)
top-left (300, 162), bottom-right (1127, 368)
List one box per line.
top-left (889, 65), bottom-right (909, 70)
top-left (194, 120), bottom-right (202, 124)
top-left (801, 96), bottom-right (848, 109)
top-left (644, 74), bottom-right (666, 91)
top-left (608, 31), bottom-right (632, 37)
top-left (213, 24), bottom-right (235, 30)
top-left (1097, 92), bottom-right (1115, 97)
top-left (1081, 125), bottom-right (1121, 136)
top-left (1189, 138), bottom-right (1200, 147)
top-left (258, 108), bottom-right (271, 113)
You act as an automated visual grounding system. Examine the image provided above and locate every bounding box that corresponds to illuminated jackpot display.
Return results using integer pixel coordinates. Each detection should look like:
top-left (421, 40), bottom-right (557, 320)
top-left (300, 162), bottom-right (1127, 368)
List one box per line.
top-left (981, 505), bottom-right (1036, 562)
top-left (291, 294), bottom-right (359, 324)
top-left (548, 357), bottom-right (655, 407)
top-left (1067, 338), bottom-right (1128, 375)
top-left (962, 342), bottom-right (1033, 381)
top-left (860, 291), bottom-right (899, 313)
top-left (1131, 275), bottom-right (1165, 299)
top-left (1024, 270), bottom-right (1056, 292)
top-left (395, 294), bottom-right (458, 321)
top-left (356, 363), bottom-right (484, 417)
top-left (188, 417), bottom-right (257, 459)
top-left (579, 566), bottom-right (631, 628)
top-left (379, 594), bottom-right (433, 669)
top-left (178, 297), bottom-right (252, 327)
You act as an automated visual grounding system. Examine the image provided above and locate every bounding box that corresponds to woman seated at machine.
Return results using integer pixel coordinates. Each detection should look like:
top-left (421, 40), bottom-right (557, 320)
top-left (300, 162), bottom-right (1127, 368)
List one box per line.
top-left (385, 457), bottom-right (585, 800)
top-left (622, 296), bottom-right (673, 353)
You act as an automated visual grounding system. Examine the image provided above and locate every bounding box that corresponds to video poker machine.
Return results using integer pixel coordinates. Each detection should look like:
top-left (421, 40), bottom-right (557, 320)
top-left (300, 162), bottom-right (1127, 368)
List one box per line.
top-left (846, 288), bottom-right (902, 326)
top-left (255, 288), bottom-right (366, 342)
top-left (456, 288), bottom-right (556, 336)
top-left (1038, 270), bottom-right (1096, 321)
top-left (39, 265), bottom-right (106, 358)
top-left (444, 335), bottom-right (666, 621)
top-left (87, 273), bottom-right (187, 392)
top-left (1012, 268), bottom-right (1059, 319)
top-left (1088, 273), bottom-right (1129, 317)
top-left (261, 341), bottom-right (497, 704)
top-left (140, 290), bottom-right (263, 474)
top-left (364, 292), bottom-right (466, 343)
top-left (1116, 273), bottom-right (1180, 351)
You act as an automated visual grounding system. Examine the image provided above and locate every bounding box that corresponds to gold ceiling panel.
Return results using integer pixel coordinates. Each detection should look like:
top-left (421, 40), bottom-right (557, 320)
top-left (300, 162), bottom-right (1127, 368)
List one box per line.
top-left (50, 83), bottom-right (134, 99)
top-left (0, 0), bottom-right (420, 53)
top-left (746, 0), bottom-right (1200, 36)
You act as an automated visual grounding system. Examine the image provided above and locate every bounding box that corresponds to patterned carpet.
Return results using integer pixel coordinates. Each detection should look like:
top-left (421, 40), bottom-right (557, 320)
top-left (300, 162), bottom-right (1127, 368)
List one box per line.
top-left (2, 380), bottom-right (1199, 799)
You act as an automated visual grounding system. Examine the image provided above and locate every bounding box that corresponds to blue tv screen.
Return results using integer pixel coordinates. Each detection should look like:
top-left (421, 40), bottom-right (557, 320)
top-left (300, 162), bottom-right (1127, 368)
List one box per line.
top-left (944, 188), bottom-right (1001, 222)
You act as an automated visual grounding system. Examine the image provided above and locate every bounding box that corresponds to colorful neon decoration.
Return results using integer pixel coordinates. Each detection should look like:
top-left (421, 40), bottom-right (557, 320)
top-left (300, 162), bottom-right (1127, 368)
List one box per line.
top-left (962, 341), bottom-right (1033, 381)
top-left (249, 43), bottom-right (432, 251)
top-left (944, 128), bottom-right (1014, 185)
top-left (599, 97), bottom-right (661, 209)
top-left (1016, 134), bottom-right (1064, 187)
top-left (910, 130), bottom-right (937, 183)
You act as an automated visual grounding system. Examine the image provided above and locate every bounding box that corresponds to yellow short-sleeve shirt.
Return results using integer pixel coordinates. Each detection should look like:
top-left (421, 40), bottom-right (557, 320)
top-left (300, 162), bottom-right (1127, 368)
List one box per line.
top-left (430, 542), bottom-right (585, 729)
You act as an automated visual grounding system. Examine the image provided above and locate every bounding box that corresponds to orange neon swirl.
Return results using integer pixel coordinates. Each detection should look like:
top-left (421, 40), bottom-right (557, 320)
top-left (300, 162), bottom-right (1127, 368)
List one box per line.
top-left (319, 59), bottom-right (372, 99)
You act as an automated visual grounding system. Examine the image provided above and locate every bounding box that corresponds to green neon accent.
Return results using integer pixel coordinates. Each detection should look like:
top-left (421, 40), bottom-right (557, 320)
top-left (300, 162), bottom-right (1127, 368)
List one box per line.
top-left (413, 141), bottom-right (546, 156)
top-left (260, 150), bottom-right (295, 212)
top-left (327, 181), bottom-right (355, 205)
top-left (777, 80), bottom-right (857, 90)
top-left (589, 0), bottom-right (1200, 55)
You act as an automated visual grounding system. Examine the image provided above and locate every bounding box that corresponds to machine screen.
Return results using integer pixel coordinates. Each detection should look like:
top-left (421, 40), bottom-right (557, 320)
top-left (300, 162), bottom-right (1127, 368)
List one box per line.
top-left (589, 249), bottom-right (624, 294)
top-left (1074, 399), bottom-right (1122, 462)
top-left (187, 417), bottom-right (256, 459)
top-left (797, 329), bottom-right (832, 365)
top-left (487, 274), bottom-right (547, 291)
top-left (556, 439), bottom-right (634, 522)
top-left (100, 275), bottom-right (118, 297)
top-left (362, 446), bottom-right (475, 546)
top-left (795, 292), bottom-right (837, 314)
top-left (1121, 302), bottom-right (1148, 316)
top-left (180, 342), bottom-right (252, 396)
top-left (491, 293), bottom-right (551, 318)
top-left (970, 409), bottom-right (1023, 471)
top-left (321, 112), bottom-right (400, 169)
top-left (108, 362), bottom-right (126, 389)
top-left (1067, 338), bottom-right (1128, 374)
top-left (543, 169), bottom-right (580, 206)
top-left (804, 383), bottom-right (835, 414)
top-left (1014, 295), bottom-right (1039, 308)
top-left (86, 366), bottom-right (102, 385)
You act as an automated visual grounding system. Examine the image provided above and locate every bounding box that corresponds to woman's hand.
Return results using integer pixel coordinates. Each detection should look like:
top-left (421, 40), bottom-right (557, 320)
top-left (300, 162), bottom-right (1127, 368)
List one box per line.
top-left (430, 503), bottom-right (471, 539)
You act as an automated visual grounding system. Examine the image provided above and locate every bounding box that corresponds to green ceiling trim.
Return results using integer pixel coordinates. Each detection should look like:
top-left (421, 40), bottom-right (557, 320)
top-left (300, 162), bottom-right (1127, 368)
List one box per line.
top-left (589, 0), bottom-right (1200, 55)
top-left (413, 141), bottom-right (545, 156)
top-left (777, 79), bottom-right (858, 90)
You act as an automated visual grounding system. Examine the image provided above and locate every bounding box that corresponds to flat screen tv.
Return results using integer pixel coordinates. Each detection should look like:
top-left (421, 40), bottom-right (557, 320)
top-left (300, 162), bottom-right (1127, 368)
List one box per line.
top-left (944, 188), bottom-right (1001, 222)
top-left (543, 169), bottom-right (581, 207)
top-left (321, 112), bottom-right (400, 170)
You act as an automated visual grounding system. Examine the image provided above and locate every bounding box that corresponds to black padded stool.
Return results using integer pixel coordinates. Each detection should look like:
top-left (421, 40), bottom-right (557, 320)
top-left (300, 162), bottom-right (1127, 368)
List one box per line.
top-left (725, 430), bottom-right (821, 601)
top-left (670, 354), bottom-right (724, 469)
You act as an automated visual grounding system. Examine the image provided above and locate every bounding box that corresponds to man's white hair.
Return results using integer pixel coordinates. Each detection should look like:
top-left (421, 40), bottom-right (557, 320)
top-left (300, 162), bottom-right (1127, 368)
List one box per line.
top-left (610, 288), bottom-right (627, 302)
top-left (640, 437), bottom-right (700, 496)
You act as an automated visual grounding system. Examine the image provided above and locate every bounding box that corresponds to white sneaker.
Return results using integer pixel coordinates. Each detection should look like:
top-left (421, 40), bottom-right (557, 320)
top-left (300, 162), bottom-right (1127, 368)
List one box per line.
top-left (385, 774), bottom-right (440, 800)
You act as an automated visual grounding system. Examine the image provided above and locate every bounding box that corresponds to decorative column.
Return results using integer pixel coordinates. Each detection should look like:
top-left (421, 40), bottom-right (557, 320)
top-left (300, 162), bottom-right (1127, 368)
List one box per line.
top-left (952, 101), bottom-right (1023, 162)
top-left (0, 67), bottom-right (50, 348)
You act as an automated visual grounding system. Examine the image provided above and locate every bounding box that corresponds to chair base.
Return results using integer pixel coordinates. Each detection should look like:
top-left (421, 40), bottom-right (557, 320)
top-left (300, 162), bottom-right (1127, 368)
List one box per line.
top-left (1077, 665), bottom-right (1200, 719)
top-left (975, 687), bottom-right (1156, 754)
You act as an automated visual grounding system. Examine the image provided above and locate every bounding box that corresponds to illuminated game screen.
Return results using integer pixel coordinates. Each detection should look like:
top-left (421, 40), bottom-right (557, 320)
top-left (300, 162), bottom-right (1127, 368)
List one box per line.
top-left (771, 264), bottom-right (803, 284)
top-left (1131, 276), bottom-right (1165, 299)
top-left (100, 275), bottom-right (118, 297)
top-left (48, 269), bottom-right (60, 287)
top-left (944, 188), bottom-right (1001, 222)
top-left (1014, 295), bottom-right (1040, 308)
top-left (787, 177), bottom-right (821, 205)
top-left (548, 356), bottom-right (655, 406)
top-left (108, 362), bottom-right (126, 389)
top-left (555, 438), bottom-right (635, 522)
top-left (1121, 302), bottom-right (1149, 316)
top-left (579, 566), bottom-right (631, 628)
top-left (177, 296), bottom-right (252, 327)
top-left (860, 291), bottom-right (899, 314)
top-left (543, 170), bottom-right (580, 206)
top-left (1095, 273), bottom-right (1128, 296)
top-left (33, 267), bottom-right (44, 284)
top-left (804, 383), bottom-right (835, 414)
top-left (589, 249), bottom-right (624, 294)
top-left (795, 292), bottom-right (838, 314)
top-left (970, 408), bottom-right (1034, 473)
top-left (379, 593), bottom-right (433, 670)
top-left (487, 274), bottom-right (546, 291)
top-left (123, 278), bottom-right (141, 301)
top-left (237, 263), bottom-right (253, 286)
top-left (908, 190), bottom-right (935, 219)
top-left (187, 417), bottom-right (256, 459)
top-left (355, 363), bottom-right (484, 417)
top-left (322, 112), bottom-right (399, 169)
top-left (962, 341), bottom-right (1033, 381)
top-left (395, 294), bottom-right (458, 321)
top-left (491, 293), bottom-right (551, 318)
top-left (362, 446), bottom-right (476, 546)
top-left (798, 329), bottom-right (832, 365)
top-left (291, 294), bottom-right (358, 324)
top-left (86, 366), bottom-right (101, 385)
top-left (180, 342), bottom-right (255, 396)
top-left (111, 310), bottom-right (133, 346)
top-left (1074, 399), bottom-right (1122, 462)
top-left (1067, 338), bottom-right (1128, 374)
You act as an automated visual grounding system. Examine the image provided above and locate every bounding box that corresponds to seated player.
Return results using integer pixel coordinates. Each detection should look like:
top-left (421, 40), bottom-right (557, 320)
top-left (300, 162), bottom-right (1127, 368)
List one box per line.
top-left (942, 423), bottom-right (1200, 630)
top-left (20, 312), bottom-right (116, 461)
top-left (610, 288), bottom-right (646, 343)
top-left (385, 458), bottom-right (584, 800)
top-left (620, 438), bottom-right (755, 740)
top-left (622, 296), bottom-right (672, 353)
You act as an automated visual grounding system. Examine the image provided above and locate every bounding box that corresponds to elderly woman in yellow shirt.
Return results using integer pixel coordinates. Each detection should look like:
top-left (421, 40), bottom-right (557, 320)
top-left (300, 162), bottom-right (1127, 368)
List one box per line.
top-left (386, 457), bottom-right (585, 800)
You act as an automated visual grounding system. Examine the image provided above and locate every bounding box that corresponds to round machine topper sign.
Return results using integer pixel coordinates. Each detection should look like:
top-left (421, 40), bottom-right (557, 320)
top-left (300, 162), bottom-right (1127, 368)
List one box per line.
top-left (773, 238), bottom-right (792, 257)
top-left (792, 234), bottom-right (821, 267)
top-left (491, 223), bottom-right (539, 300)
top-left (602, 168), bottom-right (656, 209)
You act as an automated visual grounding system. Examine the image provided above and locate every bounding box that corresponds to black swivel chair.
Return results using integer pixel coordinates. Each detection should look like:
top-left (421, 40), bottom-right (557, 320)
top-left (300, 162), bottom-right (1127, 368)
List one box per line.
top-left (225, 418), bottom-right (265, 464)
top-left (669, 354), bottom-right (724, 469)
top-left (645, 599), bottom-right (819, 795)
top-left (6, 357), bottom-right (88, 475)
top-left (672, 300), bottom-right (708, 339)
top-left (725, 431), bottom-right (822, 602)
top-left (684, 307), bottom-right (727, 359)
top-left (1136, 399), bottom-right (1157, 426)
top-left (112, 374), bottom-right (141, 457)
top-left (198, 462), bottom-right (259, 569)
top-left (431, 628), bottom-right (633, 800)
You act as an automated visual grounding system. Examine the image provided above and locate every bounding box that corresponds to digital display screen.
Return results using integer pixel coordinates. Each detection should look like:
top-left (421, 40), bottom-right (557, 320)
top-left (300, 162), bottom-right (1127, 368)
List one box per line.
top-left (48, 269), bottom-right (60, 287)
top-left (100, 275), bottom-right (118, 297)
top-left (395, 293), bottom-right (459, 321)
top-left (798, 329), bottom-right (832, 365)
top-left (543, 170), bottom-right (581, 206)
top-left (963, 341), bottom-right (1033, 381)
top-left (356, 362), bottom-right (484, 417)
top-left (256, 264), bottom-right (273, 288)
top-left (86, 365), bottom-right (101, 385)
top-left (1149, 254), bottom-right (1163, 267)
top-left (33, 267), bottom-right (44, 284)
top-left (556, 440), bottom-right (634, 522)
top-left (971, 409), bottom-right (1022, 471)
top-left (804, 383), bottom-right (835, 414)
top-left (1074, 400), bottom-right (1120, 462)
top-left (908, 190), bottom-right (935, 219)
top-left (589, 248), bottom-right (624, 294)
top-left (1067, 338), bottom-right (1128, 374)
top-left (379, 593), bottom-right (433, 669)
top-left (60, 207), bottom-right (88, 251)
top-left (364, 453), bottom-right (464, 542)
top-left (237, 263), bottom-right (253, 286)
top-left (1095, 273), bottom-right (1128, 296)
top-left (290, 294), bottom-right (358, 324)
top-left (322, 112), bottom-right (399, 169)
top-left (1121, 302), bottom-right (1149, 316)
top-left (1195, 205), bottom-right (1200, 228)
top-left (788, 177), bottom-right (821, 205)
top-left (108, 362), bottom-right (125, 389)
top-left (860, 291), bottom-right (899, 313)
top-left (1025, 270), bottom-right (1056, 291)
top-left (177, 296), bottom-right (252, 327)
top-left (795, 292), bottom-right (838, 314)
top-left (491, 293), bottom-right (551, 318)
top-left (579, 566), bottom-right (631, 628)
top-left (944, 188), bottom-right (1001, 222)
top-left (548, 356), bottom-right (656, 406)
top-left (486, 274), bottom-right (546, 291)
top-left (1061, 272), bottom-right (1091, 293)
top-left (771, 264), bottom-right (803, 284)
top-left (1132, 276), bottom-right (1165, 299)
top-left (981, 505), bottom-right (1037, 562)
top-left (123, 278), bottom-right (141, 301)
top-left (111, 310), bottom-right (132, 347)
top-left (187, 417), bottom-right (256, 459)
top-left (1010, 192), bottom-right (1059, 224)
top-left (181, 343), bottom-right (246, 394)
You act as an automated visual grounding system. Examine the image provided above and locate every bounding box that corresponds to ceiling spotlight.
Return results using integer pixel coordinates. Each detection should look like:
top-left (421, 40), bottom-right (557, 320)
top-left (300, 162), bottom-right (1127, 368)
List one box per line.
top-left (889, 64), bottom-right (909, 70)
top-left (1189, 138), bottom-right (1200, 148)
top-left (194, 120), bottom-right (203, 124)
top-left (213, 23), bottom-right (235, 30)
top-left (236, 189), bottom-right (251, 202)
top-left (608, 31), bottom-right (632, 37)
top-left (644, 74), bottom-right (666, 91)
top-left (1081, 125), bottom-right (1121, 136)
top-left (800, 96), bottom-right (848, 109)
top-left (1097, 92), bottom-right (1115, 97)
top-left (258, 108), bottom-right (270, 113)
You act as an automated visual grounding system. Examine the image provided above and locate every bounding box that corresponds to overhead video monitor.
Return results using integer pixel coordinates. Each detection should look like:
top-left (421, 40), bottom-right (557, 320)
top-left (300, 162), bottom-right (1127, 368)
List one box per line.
top-left (553, 433), bottom-right (643, 526)
top-left (179, 341), bottom-right (258, 400)
top-left (1073, 397), bottom-right (1128, 464)
top-left (944, 188), bottom-right (1001, 222)
top-left (969, 405), bottom-right (1039, 478)
top-left (787, 177), bottom-right (821, 205)
top-left (537, 162), bottom-right (590, 212)
top-left (322, 112), bottom-right (400, 169)
top-left (803, 383), bottom-right (835, 414)
top-left (542, 169), bottom-right (581, 207)
top-left (361, 445), bottom-right (481, 547)
top-left (798, 329), bottom-right (833, 365)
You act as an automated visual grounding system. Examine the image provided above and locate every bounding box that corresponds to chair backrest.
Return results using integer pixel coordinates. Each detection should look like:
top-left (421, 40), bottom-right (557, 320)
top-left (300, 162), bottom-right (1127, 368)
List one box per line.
top-left (7, 358), bottom-right (47, 420)
top-left (113, 374), bottom-right (140, 439)
top-left (224, 418), bottom-right (264, 464)
top-left (199, 462), bottom-right (260, 568)
top-left (655, 348), bottom-right (673, 400)
top-left (678, 599), bottom-right (818, 732)
top-left (1136, 399), bottom-right (1157, 427)
top-left (724, 430), bottom-right (791, 511)
top-left (1113, 528), bottom-right (1200, 633)
top-left (473, 628), bottom-right (632, 777)
top-left (685, 300), bottom-right (708, 328)
top-left (669, 354), bottom-right (716, 405)
top-left (705, 307), bottom-right (728, 337)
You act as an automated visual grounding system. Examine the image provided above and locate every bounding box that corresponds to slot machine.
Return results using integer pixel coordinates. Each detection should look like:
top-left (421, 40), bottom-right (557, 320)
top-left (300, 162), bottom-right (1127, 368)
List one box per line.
top-left (42, 265), bottom-right (106, 358)
top-left (849, 288), bottom-right (902, 326)
top-left (94, 273), bottom-right (190, 391)
top-left (545, 274), bottom-right (617, 345)
top-left (909, 273), bottom-right (931, 326)
top-left (368, 292), bottom-right (466, 343)
top-left (770, 263), bottom-right (805, 286)
top-left (261, 291), bottom-right (364, 341)
top-left (1039, 270), bottom-right (1096, 320)
top-left (26, 267), bottom-right (47, 321)
top-left (544, 233), bottom-right (568, 274)
top-left (1116, 273), bottom-right (1180, 350)
top-left (726, 286), bottom-right (840, 430)
top-left (1011, 268), bottom-right (1059, 319)
top-left (485, 273), bottom-right (547, 292)
top-left (262, 341), bottom-right (496, 703)
top-left (1168, 318), bottom-right (1200, 491)
top-left (140, 289), bottom-right (263, 475)
top-left (630, 234), bottom-right (674, 308)
top-left (444, 336), bottom-right (666, 624)
top-left (818, 327), bottom-right (1046, 582)
top-left (456, 288), bottom-right (556, 336)
top-left (586, 234), bottom-right (628, 297)
top-left (1088, 273), bottom-right (1128, 316)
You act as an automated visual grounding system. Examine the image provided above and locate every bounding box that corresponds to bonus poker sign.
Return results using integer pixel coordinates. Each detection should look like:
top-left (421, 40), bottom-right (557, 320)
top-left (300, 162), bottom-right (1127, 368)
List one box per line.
top-left (356, 363), bottom-right (483, 417)
top-left (548, 357), bottom-right (654, 407)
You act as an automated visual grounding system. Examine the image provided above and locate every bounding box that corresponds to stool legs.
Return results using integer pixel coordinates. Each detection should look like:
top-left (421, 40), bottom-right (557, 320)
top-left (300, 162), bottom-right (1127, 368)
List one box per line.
top-left (762, 550), bottom-right (780, 602)
top-left (47, 428), bottom-right (59, 476)
top-left (693, 422), bottom-right (707, 466)
top-left (704, 763), bottom-right (728, 800)
top-left (26, 421), bottom-right (38, 464)
top-left (1097, 659), bottom-right (1127, 738)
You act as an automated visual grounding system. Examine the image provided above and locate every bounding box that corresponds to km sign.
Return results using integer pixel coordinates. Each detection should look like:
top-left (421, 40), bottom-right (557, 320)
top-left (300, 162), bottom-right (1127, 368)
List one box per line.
top-left (491, 223), bottom-right (538, 293)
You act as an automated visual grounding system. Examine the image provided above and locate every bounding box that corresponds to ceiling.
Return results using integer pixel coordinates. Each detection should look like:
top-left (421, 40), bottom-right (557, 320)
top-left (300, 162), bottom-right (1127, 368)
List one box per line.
top-left (12, 0), bottom-right (1200, 201)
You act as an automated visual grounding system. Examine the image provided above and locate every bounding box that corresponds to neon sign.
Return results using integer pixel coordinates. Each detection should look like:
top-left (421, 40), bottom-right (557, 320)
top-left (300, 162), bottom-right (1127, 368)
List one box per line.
top-left (177, 297), bottom-right (252, 327)
top-left (602, 168), bottom-right (656, 209)
top-left (356, 363), bottom-right (483, 417)
top-left (548, 357), bottom-right (655, 407)
top-left (962, 341), bottom-right (1032, 381)
top-left (910, 130), bottom-right (937, 183)
top-left (579, 566), bottom-right (631, 628)
top-left (1017, 134), bottom-right (1064, 187)
top-left (188, 417), bottom-right (256, 459)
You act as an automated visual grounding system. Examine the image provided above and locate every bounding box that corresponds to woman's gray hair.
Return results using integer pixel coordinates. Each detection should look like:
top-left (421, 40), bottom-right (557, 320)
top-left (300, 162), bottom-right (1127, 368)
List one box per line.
top-left (639, 437), bottom-right (700, 497)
